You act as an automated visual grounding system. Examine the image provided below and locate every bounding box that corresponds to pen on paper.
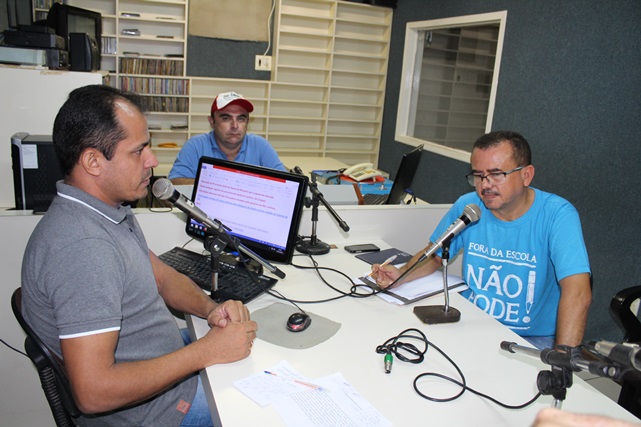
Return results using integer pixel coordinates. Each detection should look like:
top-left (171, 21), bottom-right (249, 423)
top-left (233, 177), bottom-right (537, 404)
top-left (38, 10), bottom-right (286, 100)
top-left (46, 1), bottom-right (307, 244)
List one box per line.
top-left (367, 255), bottom-right (398, 277)
top-left (264, 371), bottom-right (325, 391)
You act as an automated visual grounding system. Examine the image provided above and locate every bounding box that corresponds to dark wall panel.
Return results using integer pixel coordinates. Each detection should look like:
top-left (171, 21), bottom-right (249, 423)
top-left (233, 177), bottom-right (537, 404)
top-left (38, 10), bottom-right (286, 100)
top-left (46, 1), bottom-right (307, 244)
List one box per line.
top-left (186, 36), bottom-right (271, 81)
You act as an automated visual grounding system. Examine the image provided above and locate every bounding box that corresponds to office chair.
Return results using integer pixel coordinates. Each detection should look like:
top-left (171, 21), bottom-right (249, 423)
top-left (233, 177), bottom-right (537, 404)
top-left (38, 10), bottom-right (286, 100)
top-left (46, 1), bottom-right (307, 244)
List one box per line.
top-left (11, 288), bottom-right (81, 427)
top-left (609, 285), bottom-right (641, 419)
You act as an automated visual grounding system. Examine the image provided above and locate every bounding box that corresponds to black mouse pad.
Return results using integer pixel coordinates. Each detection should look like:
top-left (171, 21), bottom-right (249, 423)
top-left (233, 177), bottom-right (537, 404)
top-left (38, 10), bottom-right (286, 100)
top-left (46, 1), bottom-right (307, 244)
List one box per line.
top-left (252, 302), bottom-right (341, 349)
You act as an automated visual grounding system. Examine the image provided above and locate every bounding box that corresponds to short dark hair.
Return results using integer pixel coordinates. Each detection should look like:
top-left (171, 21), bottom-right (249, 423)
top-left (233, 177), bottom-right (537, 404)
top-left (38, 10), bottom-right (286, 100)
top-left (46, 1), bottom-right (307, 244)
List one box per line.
top-left (473, 130), bottom-right (532, 167)
top-left (53, 84), bottom-right (146, 176)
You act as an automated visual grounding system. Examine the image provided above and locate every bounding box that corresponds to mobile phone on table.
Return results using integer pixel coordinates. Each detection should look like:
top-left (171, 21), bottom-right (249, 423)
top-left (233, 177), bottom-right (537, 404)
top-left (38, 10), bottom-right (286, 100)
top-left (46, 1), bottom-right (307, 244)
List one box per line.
top-left (344, 244), bottom-right (380, 253)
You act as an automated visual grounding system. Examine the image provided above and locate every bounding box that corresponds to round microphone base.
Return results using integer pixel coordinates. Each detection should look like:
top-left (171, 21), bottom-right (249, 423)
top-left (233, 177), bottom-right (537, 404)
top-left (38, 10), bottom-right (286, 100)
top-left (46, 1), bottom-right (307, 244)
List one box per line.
top-left (413, 305), bottom-right (461, 324)
top-left (296, 239), bottom-right (330, 255)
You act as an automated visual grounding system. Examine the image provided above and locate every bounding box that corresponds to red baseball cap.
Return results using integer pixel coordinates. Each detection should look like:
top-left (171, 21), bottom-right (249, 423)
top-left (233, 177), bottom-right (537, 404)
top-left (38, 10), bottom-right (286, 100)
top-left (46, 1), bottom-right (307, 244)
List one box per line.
top-left (210, 91), bottom-right (254, 115)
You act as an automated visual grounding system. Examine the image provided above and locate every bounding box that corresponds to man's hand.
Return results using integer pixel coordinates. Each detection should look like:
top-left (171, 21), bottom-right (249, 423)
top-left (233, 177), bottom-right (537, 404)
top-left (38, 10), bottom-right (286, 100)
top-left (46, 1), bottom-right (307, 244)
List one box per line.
top-left (370, 264), bottom-right (403, 289)
top-left (532, 408), bottom-right (640, 427)
top-left (207, 299), bottom-right (251, 327)
top-left (199, 319), bottom-right (258, 365)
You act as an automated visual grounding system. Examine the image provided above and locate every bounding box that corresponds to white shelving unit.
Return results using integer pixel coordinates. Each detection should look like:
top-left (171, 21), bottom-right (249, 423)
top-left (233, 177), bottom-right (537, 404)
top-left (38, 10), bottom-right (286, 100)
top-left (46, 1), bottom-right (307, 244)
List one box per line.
top-left (62, 0), bottom-right (189, 167)
top-left (271, 0), bottom-right (391, 165)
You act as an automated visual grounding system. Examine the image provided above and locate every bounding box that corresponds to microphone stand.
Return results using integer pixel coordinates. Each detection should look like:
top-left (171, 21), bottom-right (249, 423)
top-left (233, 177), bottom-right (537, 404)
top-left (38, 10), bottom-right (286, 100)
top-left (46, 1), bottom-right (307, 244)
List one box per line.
top-left (500, 341), bottom-right (628, 409)
top-left (203, 234), bottom-right (228, 295)
top-left (295, 168), bottom-right (350, 256)
top-left (413, 239), bottom-right (461, 324)
top-left (202, 217), bottom-right (286, 279)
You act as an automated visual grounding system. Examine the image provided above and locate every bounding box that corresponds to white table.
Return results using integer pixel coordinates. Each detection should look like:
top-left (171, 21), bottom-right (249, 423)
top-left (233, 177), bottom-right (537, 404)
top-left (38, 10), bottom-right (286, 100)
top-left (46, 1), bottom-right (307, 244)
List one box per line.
top-left (188, 242), bottom-right (638, 426)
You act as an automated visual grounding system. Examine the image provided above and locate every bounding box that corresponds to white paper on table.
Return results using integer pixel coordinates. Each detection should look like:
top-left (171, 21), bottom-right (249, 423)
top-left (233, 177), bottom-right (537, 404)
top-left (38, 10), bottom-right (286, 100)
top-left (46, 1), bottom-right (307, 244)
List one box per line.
top-left (271, 372), bottom-right (391, 427)
top-left (233, 360), bottom-right (316, 407)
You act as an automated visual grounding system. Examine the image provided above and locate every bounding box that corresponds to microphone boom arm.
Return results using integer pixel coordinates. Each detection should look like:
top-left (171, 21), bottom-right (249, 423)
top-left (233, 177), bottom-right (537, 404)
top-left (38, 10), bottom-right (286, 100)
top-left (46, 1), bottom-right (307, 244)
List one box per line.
top-left (293, 167), bottom-right (350, 256)
top-left (500, 341), bottom-right (629, 408)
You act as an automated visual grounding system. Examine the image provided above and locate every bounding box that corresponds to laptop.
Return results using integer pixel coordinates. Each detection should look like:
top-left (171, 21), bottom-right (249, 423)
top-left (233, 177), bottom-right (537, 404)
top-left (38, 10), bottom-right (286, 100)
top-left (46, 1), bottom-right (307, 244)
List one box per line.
top-left (362, 144), bottom-right (423, 205)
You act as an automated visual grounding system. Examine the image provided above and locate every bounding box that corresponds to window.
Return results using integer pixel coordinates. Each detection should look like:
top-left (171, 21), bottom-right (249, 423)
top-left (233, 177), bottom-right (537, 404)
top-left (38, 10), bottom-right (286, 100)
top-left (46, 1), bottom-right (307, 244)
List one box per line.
top-left (396, 11), bottom-right (507, 162)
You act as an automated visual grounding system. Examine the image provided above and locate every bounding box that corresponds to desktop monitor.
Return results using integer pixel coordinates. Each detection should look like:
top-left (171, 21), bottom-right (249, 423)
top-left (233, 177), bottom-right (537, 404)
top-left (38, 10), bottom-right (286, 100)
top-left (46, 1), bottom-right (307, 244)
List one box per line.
top-left (385, 144), bottom-right (423, 204)
top-left (186, 157), bottom-right (308, 264)
top-left (46, 3), bottom-right (101, 69)
top-left (11, 132), bottom-right (64, 212)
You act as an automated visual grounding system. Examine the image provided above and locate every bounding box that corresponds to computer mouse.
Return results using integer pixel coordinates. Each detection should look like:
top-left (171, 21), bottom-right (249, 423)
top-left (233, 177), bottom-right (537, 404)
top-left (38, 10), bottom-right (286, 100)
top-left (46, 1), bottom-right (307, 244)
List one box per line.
top-left (286, 312), bottom-right (312, 332)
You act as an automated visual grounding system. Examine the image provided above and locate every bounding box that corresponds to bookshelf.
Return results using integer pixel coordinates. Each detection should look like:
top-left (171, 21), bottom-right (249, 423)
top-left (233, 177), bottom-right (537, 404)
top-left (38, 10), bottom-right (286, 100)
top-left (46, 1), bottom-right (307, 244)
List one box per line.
top-left (59, 0), bottom-right (189, 164)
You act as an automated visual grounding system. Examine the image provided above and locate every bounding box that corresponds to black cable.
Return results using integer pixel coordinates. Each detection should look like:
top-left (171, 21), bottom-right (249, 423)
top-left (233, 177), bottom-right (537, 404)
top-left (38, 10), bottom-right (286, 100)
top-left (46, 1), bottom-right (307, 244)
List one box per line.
top-left (275, 248), bottom-right (381, 304)
top-left (377, 329), bottom-right (541, 409)
top-left (1, 337), bottom-right (27, 357)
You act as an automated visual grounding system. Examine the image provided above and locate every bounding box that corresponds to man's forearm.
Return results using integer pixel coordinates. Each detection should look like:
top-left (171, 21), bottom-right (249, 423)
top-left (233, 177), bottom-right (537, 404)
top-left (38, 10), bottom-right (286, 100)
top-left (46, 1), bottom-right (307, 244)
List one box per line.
top-left (555, 273), bottom-right (592, 346)
top-left (399, 244), bottom-right (442, 283)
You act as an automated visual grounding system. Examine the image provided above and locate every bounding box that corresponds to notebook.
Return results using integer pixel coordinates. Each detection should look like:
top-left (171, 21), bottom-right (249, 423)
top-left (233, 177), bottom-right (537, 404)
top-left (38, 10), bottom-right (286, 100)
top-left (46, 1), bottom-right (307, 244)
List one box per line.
top-left (362, 144), bottom-right (423, 205)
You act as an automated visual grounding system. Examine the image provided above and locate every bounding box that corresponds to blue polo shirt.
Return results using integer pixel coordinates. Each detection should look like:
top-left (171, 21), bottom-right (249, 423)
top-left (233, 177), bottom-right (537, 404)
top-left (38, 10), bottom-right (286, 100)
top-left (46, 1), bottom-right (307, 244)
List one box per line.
top-left (168, 131), bottom-right (286, 179)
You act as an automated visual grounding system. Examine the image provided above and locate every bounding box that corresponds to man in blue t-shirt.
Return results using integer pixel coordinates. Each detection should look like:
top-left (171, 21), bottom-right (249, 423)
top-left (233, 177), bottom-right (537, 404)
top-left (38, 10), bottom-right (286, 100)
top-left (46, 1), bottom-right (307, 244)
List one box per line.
top-left (371, 131), bottom-right (591, 348)
top-left (168, 91), bottom-right (286, 184)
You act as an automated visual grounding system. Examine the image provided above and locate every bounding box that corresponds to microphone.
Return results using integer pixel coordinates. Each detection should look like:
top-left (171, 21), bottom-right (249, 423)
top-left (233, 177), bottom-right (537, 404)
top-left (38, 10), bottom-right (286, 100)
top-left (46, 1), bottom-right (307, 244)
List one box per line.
top-left (590, 341), bottom-right (641, 371)
top-left (152, 178), bottom-right (223, 233)
top-left (418, 203), bottom-right (481, 262)
top-left (411, 204), bottom-right (481, 325)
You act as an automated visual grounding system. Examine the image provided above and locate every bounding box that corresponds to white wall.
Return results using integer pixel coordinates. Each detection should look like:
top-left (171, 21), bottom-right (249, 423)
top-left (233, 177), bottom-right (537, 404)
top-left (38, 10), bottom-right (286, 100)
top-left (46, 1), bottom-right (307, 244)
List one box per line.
top-left (0, 67), bottom-right (102, 208)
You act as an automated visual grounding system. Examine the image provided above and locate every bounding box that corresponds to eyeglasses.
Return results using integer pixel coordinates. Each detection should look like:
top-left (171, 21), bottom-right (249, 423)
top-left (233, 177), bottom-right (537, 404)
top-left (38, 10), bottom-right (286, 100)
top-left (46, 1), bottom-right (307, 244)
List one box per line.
top-left (465, 166), bottom-right (524, 187)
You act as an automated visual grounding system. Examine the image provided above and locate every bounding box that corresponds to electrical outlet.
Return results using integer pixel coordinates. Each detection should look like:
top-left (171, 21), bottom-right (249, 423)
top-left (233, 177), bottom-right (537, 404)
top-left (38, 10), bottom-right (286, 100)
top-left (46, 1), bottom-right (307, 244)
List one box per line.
top-left (255, 55), bottom-right (272, 71)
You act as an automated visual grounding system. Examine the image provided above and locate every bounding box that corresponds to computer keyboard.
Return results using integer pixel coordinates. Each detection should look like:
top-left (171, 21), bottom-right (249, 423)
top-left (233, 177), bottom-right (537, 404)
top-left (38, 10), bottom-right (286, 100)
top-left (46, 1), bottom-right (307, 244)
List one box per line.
top-left (158, 246), bottom-right (277, 304)
top-left (362, 193), bottom-right (389, 205)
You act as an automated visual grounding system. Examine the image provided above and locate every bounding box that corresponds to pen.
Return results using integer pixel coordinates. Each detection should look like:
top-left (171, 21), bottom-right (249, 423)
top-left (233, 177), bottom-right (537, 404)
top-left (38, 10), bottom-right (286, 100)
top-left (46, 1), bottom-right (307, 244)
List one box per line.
top-left (367, 254), bottom-right (398, 277)
top-left (264, 371), bottom-right (324, 391)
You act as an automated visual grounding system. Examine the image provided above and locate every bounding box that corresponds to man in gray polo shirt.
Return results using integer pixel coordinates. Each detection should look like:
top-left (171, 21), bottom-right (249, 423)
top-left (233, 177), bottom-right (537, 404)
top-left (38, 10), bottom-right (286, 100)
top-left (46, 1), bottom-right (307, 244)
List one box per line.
top-left (21, 85), bottom-right (257, 426)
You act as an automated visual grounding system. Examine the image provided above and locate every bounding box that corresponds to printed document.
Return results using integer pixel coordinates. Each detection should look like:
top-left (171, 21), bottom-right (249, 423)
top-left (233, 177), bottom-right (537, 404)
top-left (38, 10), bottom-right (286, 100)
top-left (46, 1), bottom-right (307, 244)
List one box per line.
top-left (234, 361), bottom-right (391, 426)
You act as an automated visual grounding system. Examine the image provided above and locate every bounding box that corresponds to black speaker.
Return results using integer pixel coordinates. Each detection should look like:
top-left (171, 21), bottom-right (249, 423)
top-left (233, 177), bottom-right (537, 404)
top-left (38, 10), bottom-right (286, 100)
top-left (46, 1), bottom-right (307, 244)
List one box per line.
top-left (69, 32), bottom-right (99, 71)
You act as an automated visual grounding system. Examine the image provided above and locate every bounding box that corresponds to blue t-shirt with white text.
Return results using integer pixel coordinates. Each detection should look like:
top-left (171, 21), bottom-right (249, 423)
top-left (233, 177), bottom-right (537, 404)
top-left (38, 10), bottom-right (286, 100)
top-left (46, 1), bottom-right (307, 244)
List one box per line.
top-left (429, 189), bottom-right (590, 337)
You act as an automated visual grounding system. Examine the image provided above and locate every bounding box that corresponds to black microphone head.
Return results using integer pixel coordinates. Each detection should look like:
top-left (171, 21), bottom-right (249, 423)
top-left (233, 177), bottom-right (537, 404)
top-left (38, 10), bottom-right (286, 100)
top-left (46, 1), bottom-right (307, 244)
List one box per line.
top-left (463, 204), bottom-right (481, 223)
top-left (152, 178), bottom-right (174, 201)
top-left (500, 341), bottom-right (516, 352)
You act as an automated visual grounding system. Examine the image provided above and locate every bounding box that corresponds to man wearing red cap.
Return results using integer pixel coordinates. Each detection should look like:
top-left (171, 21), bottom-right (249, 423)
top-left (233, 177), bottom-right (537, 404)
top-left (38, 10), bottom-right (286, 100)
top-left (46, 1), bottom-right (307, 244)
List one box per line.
top-left (169, 91), bottom-right (286, 184)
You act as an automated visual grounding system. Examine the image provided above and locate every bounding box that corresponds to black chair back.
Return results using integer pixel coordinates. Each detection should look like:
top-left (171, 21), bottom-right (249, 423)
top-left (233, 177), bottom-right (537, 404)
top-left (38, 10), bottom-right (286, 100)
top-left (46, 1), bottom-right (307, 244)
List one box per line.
top-left (11, 288), bottom-right (81, 427)
top-left (609, 285), bottom-right (641, 419)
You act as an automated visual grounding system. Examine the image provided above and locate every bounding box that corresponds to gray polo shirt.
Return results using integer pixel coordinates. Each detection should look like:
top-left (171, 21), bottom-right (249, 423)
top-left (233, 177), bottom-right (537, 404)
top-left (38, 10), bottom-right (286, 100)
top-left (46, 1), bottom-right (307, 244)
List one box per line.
top-left (21, 182), bottom-right (197, 426)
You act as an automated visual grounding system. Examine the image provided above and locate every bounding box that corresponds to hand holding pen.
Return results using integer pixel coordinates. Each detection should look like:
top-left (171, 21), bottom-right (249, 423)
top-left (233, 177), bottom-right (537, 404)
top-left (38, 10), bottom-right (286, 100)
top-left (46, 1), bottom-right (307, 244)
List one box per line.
top-left (368, 254), bottom-right (398, 277)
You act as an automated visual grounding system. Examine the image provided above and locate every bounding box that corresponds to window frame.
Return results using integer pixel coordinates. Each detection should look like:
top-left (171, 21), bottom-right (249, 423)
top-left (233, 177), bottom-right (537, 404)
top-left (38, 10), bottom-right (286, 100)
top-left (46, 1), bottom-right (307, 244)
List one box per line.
top-left (395, 11), bottom-right (508, 163)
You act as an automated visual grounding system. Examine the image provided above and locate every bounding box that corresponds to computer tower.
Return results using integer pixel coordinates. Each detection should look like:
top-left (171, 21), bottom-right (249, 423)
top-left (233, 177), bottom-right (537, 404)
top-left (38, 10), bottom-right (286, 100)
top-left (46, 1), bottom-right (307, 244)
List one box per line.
top-left (11, 132), bottom-right (64, 212)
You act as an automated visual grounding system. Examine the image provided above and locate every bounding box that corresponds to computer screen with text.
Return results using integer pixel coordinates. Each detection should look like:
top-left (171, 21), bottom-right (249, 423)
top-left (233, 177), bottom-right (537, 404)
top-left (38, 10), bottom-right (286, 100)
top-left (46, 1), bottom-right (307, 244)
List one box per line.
top-left (187, 157), bottom-right (307, 264)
